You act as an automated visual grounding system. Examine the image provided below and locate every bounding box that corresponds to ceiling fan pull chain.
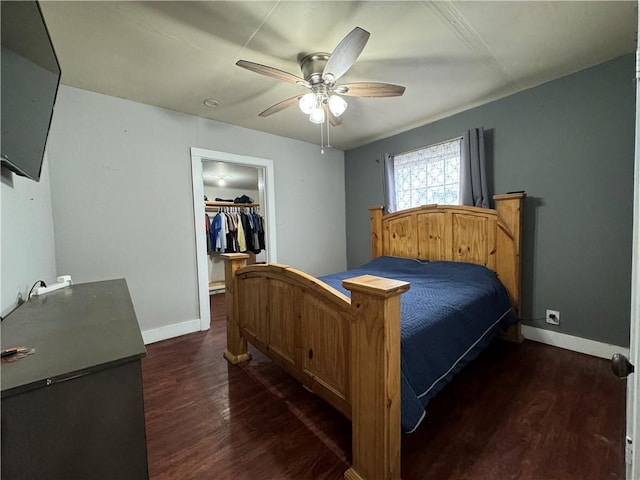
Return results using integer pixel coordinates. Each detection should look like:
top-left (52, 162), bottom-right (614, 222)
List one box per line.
top-left (320, 121), bottom-right (325, 155)
top-left (326, 111), bottom-right (332, 149)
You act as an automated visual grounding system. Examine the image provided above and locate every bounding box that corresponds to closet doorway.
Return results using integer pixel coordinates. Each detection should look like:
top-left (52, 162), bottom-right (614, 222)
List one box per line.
top-left (190, 148), bottom-right (277, 331)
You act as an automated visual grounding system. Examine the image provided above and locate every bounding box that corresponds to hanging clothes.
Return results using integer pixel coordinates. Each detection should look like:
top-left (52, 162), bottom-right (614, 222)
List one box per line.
top-left (257, 214), bottom-right (266, 251)
top-left (250, 212), bottom-right (260, 254)
top-left (206, 206), bottom-right (266, 254)
top-left (225, 212), bottom-right (238, 253)
top-left (210, 212), bottom-right (226, 253)
top-left (205, 214), bottom-right (212, 254)
top-left (237, 215), bottom-right (247, 252)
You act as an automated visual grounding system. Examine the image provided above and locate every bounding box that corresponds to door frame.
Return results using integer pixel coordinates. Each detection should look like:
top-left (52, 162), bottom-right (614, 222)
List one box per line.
top-left (190, 147), bottom-right (277, 331)
top-left (628, 9), bottom-right (640, 476)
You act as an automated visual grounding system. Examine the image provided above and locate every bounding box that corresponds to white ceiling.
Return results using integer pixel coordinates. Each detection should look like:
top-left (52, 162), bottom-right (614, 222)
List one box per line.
top-left (202, 161), bottom-right (259, 190)
top-left (40, 1), bottom-right (637, 151)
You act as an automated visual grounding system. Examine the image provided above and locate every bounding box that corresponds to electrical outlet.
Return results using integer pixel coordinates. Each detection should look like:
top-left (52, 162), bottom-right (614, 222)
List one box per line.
top-left (546, 309), bottom-right (560, 325)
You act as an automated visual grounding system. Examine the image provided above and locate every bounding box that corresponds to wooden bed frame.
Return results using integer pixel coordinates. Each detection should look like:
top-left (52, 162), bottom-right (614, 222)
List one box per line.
top-left (221, 192), bottom-right (524, 480)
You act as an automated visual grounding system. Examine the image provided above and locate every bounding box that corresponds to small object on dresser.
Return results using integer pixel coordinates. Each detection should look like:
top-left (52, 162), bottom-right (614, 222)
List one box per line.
top-left (1, 347), bottom-right (19, 358)
top-left (1, 346), bottom-right (35, 362)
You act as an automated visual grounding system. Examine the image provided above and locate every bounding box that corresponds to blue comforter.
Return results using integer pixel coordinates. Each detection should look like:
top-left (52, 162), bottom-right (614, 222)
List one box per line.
top-left (319, 256), bottom-right (517, 433)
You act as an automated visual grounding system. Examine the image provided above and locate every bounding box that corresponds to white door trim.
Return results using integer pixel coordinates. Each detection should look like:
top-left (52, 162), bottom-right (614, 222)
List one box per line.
top-left (190, 147), bottom-right (277, 331)
top-left (628, 12), bottom-right (640, 477)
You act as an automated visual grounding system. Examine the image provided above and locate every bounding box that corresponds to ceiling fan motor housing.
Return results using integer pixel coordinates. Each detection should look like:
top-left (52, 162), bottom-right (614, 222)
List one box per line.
top-left (300, 53), bottom-right (331, 85)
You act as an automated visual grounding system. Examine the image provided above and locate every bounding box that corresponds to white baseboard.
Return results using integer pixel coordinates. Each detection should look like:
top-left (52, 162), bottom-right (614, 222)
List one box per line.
top-left (521, 325), bottom-right (629, 360)
top-left (142, 318), bottom-right (204, 345)
top-left (141, 320), bottom-right (628, 358)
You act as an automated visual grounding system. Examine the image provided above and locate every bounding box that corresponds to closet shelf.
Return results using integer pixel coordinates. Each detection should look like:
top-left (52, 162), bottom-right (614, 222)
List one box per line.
top-left (205, 201), bottom-right (259, 208)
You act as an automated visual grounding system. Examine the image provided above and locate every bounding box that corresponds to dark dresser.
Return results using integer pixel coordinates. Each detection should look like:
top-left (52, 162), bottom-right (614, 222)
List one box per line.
top-left (1, 279), bottom-right (148, 480)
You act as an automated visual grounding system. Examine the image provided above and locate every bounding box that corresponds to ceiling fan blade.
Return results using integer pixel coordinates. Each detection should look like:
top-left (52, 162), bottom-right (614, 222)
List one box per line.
top-left (322, 27), bottom-right (370, 82)
top-left (258, 95), bottom-right (302, 117)
top-left (236, 60), bottom-right (308, 86)
top-left (336, 82), bottom-right (406, 97)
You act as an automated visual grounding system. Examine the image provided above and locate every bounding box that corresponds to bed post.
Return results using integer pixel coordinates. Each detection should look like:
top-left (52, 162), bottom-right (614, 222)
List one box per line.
top-left (221, 253), bottom-right (252, 364)
top-left (493, 192), bottom-right (526, 342)
top-left (343, 275), bottom-right (410, 480)
top-left (369, 206), bottom-right (384, 258)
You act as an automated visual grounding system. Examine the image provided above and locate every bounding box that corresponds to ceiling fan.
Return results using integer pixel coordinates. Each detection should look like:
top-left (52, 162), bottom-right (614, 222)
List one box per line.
top-left (235, 27), bottom-right (405, 129)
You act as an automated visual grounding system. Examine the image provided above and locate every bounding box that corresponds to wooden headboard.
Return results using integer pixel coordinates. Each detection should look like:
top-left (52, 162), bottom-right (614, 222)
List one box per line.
top-left (369, 192), bottom-right (525, 341)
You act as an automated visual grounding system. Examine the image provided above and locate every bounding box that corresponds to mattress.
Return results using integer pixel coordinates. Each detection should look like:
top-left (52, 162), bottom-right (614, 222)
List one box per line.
top-left (319, 256), bottom-right (517, 433)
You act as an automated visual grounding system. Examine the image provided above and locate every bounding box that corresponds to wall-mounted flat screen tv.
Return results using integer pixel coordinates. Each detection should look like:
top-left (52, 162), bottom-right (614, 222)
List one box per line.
top-left (1, 1), bottom-right (61, 182)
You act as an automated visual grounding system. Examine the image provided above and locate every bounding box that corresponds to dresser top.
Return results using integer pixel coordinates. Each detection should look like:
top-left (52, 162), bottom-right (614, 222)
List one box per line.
top-left (1, 279), bottom-right (146, 397)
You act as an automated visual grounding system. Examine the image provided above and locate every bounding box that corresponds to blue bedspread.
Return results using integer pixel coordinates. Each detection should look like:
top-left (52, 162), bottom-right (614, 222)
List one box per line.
top-left (319, 256), bottom-right (517, 433)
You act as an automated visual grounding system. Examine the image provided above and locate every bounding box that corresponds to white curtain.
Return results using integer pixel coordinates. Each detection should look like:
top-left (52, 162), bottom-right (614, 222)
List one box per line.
top-left (460, 127), bottom-right (489, 208)
top-left (382, 153), bottom-right (396, 213)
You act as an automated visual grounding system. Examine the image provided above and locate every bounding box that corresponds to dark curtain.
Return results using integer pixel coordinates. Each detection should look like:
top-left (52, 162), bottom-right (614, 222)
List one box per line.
top-left (382, 153), bottom-right (396, 213)
top-left (460, 128), bottom-right (489, 208)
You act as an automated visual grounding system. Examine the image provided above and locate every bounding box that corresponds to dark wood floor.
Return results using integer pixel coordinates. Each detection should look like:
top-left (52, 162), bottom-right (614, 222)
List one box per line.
top-left (142, 294), bottom-right (625, 480)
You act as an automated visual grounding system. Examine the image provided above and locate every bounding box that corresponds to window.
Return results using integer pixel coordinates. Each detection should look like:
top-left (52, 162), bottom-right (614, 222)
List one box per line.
top-left (394, 138), bottom-right (462, 210)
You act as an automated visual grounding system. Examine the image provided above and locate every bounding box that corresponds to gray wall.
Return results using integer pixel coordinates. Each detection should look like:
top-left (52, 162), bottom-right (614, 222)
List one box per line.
top-left (46, 85), bottom-right (346, 337)
top-left (345, 54), bottom-right (634, 347)
top-left (1, 158), bottom-right (57, 317)
top-left (1, 45), bottom-right (59, 317)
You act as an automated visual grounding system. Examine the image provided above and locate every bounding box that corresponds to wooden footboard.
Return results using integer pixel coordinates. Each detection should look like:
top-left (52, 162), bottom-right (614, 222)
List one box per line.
top-left (222, 254), bottom-right (409, 480)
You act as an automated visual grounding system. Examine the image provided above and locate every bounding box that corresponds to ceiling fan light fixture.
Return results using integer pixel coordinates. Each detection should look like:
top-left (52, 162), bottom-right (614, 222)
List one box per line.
top-left (328, 95), bottom-right (347, 117)
top-left (299, 92), bottom-right (316, 114)
top-left (309, 106), bottom-right (325, 124)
